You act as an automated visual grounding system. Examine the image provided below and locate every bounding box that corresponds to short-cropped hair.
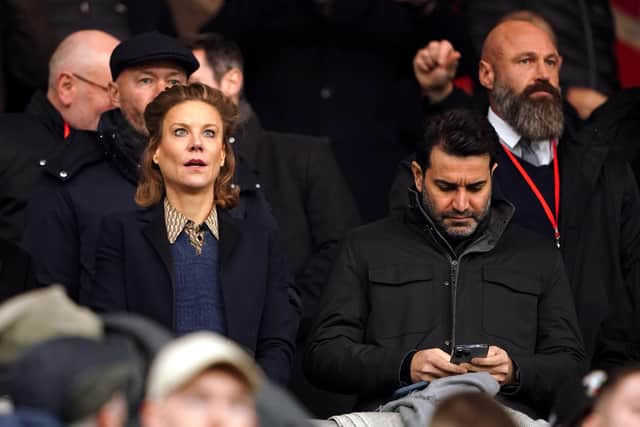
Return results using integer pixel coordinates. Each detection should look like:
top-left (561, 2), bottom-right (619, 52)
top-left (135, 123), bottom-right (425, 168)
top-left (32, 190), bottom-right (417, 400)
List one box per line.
top-left (183, 33), bottom-right (244, 83)
top-left (415, 109), bottom-right (499, 171)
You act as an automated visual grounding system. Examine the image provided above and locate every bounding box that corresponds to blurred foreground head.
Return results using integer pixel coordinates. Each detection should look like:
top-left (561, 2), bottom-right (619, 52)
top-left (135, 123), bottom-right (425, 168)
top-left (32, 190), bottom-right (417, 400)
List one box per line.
top-left (142, 332), bottom-right (262, 427)
top-left (8, 336), bottom-right (135, 427)
top-left (430, 392), bottom-right (517, 427)
top-left (553, 366), bottom-right (640, 427)
top-left (0, 286), bottom-right (102, 367)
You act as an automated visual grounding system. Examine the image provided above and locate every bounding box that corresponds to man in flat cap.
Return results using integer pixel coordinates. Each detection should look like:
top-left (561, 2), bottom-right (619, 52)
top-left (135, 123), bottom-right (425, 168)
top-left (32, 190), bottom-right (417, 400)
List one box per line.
top-left (23, 32), bottom-right (285, 307)
top-left (22, 32), bottom-right (198, 302)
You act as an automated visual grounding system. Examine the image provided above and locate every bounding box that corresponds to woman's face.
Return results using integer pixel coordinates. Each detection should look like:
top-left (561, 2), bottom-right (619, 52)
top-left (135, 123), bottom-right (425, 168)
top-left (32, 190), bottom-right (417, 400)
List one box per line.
top-left (153, 100), bottom-right (226, 195)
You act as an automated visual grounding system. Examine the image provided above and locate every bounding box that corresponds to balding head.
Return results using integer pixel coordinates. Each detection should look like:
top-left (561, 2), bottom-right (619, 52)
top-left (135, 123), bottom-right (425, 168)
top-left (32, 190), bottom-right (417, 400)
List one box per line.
top-left (481, 20), bottom-right (558, 68)
top-left (478, 20), bottom-right (564, 140)
top-left (47, 30), bottom-right (120, 131)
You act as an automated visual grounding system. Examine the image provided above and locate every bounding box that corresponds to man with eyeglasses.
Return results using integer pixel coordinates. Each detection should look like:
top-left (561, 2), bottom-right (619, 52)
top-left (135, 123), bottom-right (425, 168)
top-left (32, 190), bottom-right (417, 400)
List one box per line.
top-left (20, 32), bottom-right (200, 301)
top-left (0, 30), bottom-right (119, 245)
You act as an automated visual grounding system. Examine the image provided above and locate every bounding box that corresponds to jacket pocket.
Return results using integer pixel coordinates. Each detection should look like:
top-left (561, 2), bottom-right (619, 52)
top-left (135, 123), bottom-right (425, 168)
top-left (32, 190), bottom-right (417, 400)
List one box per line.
top-left (367, 264), bottom-right (435, 341)
top-left (482, 267), bottom-right (540, 351)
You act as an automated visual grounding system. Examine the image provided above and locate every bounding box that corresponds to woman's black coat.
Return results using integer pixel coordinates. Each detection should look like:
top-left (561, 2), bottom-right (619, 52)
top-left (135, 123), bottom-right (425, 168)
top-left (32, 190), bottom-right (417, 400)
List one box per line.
top-left (87, 203), bottom-right (298, 385)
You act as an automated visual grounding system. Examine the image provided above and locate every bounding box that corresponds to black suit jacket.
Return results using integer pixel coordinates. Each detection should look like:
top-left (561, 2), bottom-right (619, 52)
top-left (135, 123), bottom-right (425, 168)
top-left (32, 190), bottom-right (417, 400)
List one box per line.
top-left (87, 204), bottom-right (298, 384)
top-left (234, 112), bottom-right (361, 338)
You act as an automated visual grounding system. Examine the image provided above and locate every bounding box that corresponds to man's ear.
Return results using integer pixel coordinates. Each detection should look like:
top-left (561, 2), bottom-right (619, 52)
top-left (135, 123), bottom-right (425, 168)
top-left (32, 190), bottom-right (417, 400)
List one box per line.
top-left (56, 72), bottom-right (75, 107)
top-left (108, 81), bottom-right (120, 108)
top-left (478, 60), bottom-right (495, 91)
top-left (491, 162), bottom-right (498, 175)
top-left (219, 68), bottom-right (243, 100)
top-left (411, 161), bottom-right (425, 192)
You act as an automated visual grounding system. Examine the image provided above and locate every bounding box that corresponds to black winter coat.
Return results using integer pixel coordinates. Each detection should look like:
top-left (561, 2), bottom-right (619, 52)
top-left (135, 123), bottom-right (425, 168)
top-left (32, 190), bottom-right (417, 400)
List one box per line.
top-left (233, 110), bottom-right (361, 337)
top-left (389, 93), bottom-right (640, 368)
top-left (88, 204), bottom-right (297, 385)
top-left (22, 109), bottom-right (277, 302)
top-left (304, 194), bottom-right (585, 417)
top-left (0, 238), bottom-right (38, 302)
top-left (0, 92), bottom-right (68, 244)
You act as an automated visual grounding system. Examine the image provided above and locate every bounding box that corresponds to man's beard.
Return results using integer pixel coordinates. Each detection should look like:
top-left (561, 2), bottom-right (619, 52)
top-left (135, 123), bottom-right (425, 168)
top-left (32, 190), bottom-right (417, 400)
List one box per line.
top-left (421, 190), bottom-right (491, 241)
top-left (491, 79), bottom-right (564, 141)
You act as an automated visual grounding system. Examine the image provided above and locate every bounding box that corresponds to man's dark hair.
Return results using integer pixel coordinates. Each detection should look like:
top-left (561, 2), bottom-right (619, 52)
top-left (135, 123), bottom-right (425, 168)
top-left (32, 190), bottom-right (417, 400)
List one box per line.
top-left (183, 33), bottom-right (244, 83)
top-left (415, 109), bottom-right (499, 171)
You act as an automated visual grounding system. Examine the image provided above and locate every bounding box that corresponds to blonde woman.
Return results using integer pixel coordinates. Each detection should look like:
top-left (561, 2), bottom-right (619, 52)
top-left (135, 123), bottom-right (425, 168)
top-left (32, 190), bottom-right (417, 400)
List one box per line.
top-left (88, 83), bottom-right (297, 384)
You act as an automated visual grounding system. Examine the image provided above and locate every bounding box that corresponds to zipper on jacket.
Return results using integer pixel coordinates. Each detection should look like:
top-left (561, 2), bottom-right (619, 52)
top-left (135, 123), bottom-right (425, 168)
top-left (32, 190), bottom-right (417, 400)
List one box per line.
top-left (422, 222), bottom-right (461, 356)
top-left (418, 197), bottom-right (460, 356)
top-left (449, 258), bottom-right (460, 354)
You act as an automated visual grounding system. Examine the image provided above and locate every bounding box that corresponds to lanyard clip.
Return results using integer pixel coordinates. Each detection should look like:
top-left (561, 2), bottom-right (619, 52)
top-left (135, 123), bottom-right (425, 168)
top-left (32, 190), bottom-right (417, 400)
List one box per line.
top-left (554, 229), bottom-right (561, 249)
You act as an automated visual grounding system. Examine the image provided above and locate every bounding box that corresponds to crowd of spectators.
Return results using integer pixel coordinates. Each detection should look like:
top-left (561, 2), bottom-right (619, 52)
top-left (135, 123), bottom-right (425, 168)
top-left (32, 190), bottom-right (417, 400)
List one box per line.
top-left (0, 1), bottom-right (639, 426)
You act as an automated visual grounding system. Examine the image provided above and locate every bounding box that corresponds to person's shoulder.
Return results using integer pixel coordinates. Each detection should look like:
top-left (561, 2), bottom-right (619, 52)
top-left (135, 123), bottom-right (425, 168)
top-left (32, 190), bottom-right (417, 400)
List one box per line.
top-left (264, 130), bottom-right (331, 157)
top-left (220, 206), bottom-right (274, 233)
top-left (500, 221), bottom-right (559, 259)
top-left (0, 113), bottom-right (53, 153)
top-left (267, 130), bottom-right (329, 146)
top-left (0, 237), bottom-right (29, 260)
top-left (346, 216), bottom-right (405, 244)
top-left (0, 112), bottom-right (45, 132)
top-left (101, 204), bottom-right (156, 227)
top-left (41, 130), bottom-right (106, 184)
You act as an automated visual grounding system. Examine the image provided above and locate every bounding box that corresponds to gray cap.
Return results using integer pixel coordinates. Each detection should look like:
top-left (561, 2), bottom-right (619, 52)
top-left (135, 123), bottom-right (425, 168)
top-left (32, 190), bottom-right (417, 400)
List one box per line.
top-left (146, 332), bottom-right (263, 400)
top-left (0, 286), bottom-right (102, 364)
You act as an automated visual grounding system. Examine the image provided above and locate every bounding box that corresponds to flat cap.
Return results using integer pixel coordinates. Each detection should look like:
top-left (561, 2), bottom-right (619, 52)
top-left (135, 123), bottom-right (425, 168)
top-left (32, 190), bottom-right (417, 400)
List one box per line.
top-left (110, 32), bottom-right (199, 80)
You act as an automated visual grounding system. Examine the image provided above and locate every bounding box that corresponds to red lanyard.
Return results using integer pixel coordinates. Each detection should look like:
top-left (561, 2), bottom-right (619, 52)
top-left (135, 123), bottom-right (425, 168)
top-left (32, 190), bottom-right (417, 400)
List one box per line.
top-left (500, 140), bottom-right (561, 248)
top-left (63, 122), bottom-right (71, 139)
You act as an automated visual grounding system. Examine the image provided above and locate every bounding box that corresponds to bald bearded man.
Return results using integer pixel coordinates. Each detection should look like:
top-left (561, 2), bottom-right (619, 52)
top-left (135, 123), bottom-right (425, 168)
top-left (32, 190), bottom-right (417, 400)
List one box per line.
top-left (0, 30), bottom-right (119, 243)
top-left (390, 19), bottom-right (640, 370)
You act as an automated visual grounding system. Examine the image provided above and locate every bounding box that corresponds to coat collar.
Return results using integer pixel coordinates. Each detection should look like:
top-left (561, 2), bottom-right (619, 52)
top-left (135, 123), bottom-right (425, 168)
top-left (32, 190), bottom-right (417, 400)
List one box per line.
top-left (406, 187), bottom-right (514, 257)
top-left (97, 109), bottom-right (146, 185)
top-left (25, 91), bottom-right (66, 139)
top-left (139, 202), bottom-right (242, 333)
top-left (139, 202), bottom-right (241, 272)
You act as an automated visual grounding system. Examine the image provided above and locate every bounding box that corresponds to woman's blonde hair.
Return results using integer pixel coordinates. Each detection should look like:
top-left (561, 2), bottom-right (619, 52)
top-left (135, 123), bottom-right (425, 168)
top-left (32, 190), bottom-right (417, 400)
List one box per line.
top-left (135, 83), bottom-right (239, 208)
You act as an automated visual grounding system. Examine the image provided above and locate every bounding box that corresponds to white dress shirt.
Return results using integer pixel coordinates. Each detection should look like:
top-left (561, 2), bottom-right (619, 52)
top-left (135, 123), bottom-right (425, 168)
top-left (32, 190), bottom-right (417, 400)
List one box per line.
top-left (487, 108), bottom-right (555, 166)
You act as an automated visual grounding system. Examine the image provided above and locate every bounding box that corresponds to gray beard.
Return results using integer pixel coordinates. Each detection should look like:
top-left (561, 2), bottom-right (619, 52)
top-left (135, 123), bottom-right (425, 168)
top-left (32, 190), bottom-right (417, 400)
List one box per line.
top-left (491, 81), bottom-right (564, 141)
top-left (421, 190), bottom-right (491, 241)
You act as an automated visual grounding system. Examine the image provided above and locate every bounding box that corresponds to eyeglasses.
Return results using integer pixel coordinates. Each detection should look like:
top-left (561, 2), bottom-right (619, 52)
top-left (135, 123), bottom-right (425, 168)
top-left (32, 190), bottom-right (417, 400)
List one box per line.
top-left (72, 73), bottom-right (110, 93)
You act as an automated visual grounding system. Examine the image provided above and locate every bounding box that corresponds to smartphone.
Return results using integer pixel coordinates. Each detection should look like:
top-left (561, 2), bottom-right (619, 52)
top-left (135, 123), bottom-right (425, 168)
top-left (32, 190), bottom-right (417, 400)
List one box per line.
top-left (450, 343), bottom-right (489, 364)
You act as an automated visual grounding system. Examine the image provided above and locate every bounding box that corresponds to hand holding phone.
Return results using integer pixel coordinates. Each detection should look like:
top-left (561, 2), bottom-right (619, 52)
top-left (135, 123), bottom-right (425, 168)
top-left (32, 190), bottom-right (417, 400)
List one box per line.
top-left (449, 343), bottom-right (489, 364)
top-left (410, 348), bottom-right (468, 383)
top-left (456, 345), bottom-right (515, 385)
